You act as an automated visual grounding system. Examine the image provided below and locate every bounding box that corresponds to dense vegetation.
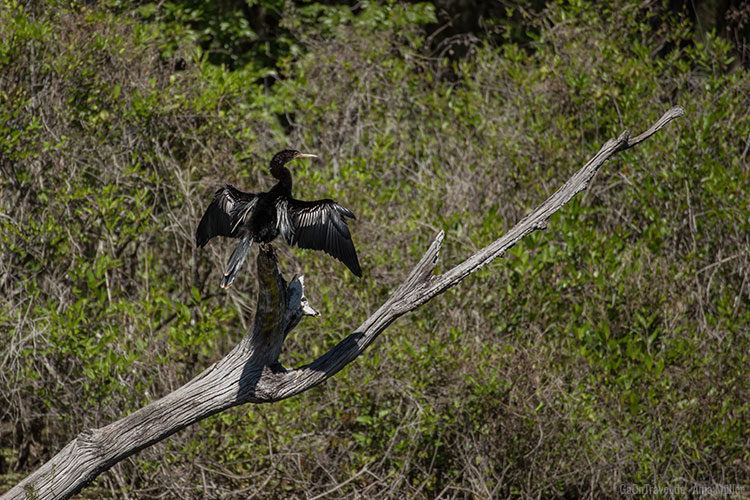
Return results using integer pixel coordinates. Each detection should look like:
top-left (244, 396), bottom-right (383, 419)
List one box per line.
top-left (1, 0), bottom-right (748, 498)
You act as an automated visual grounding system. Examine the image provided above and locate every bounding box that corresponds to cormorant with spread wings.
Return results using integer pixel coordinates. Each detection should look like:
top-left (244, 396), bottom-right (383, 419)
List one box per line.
top-left (196, 150), bottom-right (362, 288)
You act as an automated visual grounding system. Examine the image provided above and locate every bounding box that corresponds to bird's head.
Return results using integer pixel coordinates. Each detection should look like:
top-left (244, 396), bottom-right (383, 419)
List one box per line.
top-left (271, 149), bottom-right (318, 168)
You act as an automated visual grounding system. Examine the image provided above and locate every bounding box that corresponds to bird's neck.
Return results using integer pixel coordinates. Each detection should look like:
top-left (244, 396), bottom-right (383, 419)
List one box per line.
top-left (270, 164), bottom-right (292, 196)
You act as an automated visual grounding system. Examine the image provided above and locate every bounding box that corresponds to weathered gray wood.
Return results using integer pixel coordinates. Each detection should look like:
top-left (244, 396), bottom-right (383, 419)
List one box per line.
top-left (3, 245), bottom-right (316, 500)
top-left (260, 106), bottom-right (686, 400)
top-left (1, 107), bottom-right (683, 500)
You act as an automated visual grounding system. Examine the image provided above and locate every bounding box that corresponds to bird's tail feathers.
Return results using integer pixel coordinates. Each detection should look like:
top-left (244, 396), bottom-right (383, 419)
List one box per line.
top-left (221, 237), bottom-right (253, 289)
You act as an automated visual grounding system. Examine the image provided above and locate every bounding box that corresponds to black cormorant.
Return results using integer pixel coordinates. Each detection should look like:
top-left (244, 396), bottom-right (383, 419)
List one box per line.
top-left (196, 149), bottom-right (362, 288)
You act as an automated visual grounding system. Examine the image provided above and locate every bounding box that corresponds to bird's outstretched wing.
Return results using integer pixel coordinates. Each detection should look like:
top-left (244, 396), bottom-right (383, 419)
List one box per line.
top-left (277, 198), bottom-right (362, 277)
top-left (196, 185), bottom-right (258, 247)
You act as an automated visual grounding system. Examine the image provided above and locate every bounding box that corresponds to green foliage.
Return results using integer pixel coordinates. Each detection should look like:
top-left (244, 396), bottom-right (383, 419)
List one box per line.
top-left (1, 0), bottom-right (747, 498)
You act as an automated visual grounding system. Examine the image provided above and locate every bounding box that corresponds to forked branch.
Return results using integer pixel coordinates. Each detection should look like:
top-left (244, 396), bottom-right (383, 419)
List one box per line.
top-left (2, 106), bottom-right (684, 500)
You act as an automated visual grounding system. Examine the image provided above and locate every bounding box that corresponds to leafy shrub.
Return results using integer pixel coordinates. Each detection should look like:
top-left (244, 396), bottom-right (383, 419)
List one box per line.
top-left (1, 0), bottom-right (747, 498)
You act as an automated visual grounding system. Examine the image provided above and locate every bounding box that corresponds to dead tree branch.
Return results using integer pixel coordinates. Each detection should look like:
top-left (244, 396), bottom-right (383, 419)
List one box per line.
top-left (2, 106), bottom-right (684, 500)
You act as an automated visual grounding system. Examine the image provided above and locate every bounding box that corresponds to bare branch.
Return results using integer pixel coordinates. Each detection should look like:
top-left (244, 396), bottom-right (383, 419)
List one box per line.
top-left (1, 107), bottom-right (683, 500)
top-left (262, 106), bottom-right (685, 399)
top-left (2, 246), bottom-right (314, 500)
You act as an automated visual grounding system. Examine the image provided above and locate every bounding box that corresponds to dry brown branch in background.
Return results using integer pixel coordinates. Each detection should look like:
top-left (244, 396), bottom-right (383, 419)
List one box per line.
top-left (1, 107), bottom-right (684, 500)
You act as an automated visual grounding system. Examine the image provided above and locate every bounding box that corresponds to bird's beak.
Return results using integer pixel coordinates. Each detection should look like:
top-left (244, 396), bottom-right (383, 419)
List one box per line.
top-left (294, 153), bottom-right (318, 159)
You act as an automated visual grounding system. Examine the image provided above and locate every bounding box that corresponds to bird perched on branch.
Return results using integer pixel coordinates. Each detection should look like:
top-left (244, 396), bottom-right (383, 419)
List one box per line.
top-left (196, 149), bottom-right (362, 288)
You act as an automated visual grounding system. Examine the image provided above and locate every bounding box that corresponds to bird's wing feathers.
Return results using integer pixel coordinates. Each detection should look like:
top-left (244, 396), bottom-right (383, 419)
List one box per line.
top-left (278, 198), bottom-right (362, 277)
top-left (196, 185), bottom-right (258, 247)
